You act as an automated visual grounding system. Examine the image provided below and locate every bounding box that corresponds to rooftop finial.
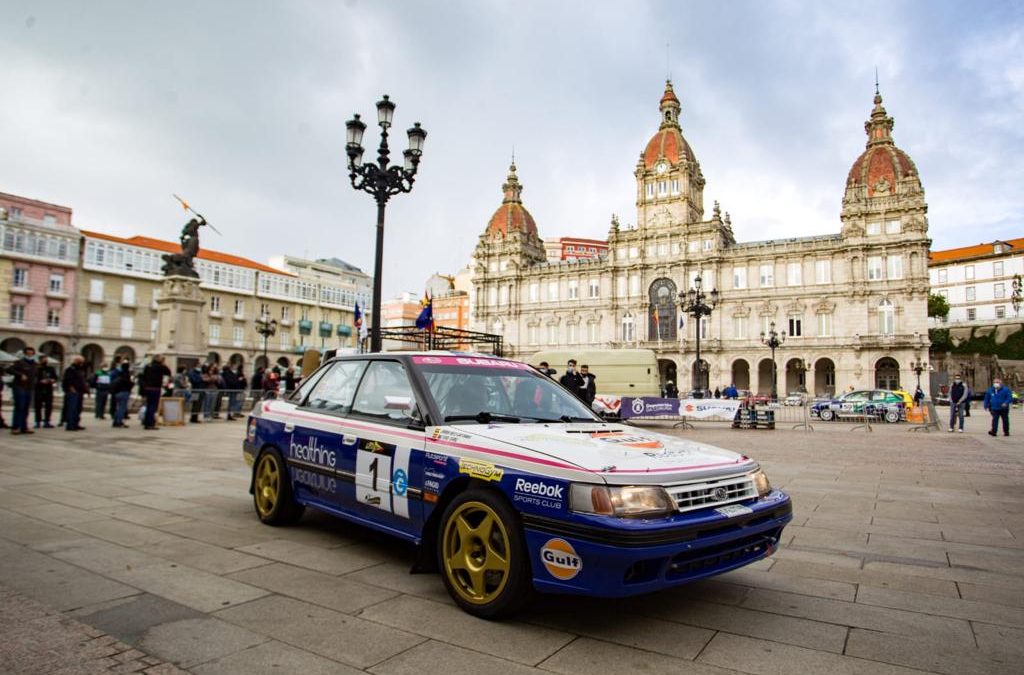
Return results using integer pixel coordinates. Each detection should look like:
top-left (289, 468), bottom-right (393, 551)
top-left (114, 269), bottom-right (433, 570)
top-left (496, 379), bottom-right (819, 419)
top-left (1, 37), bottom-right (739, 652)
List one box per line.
top-left (875, 66), bottom-right (879, 95)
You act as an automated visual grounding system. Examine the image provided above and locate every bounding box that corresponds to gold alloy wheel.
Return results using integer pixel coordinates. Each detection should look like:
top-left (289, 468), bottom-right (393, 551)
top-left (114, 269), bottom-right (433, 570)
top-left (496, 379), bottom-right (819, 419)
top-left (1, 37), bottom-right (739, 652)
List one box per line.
top-left (442, 501), bottom-right (512, 605)
top-left (254, 453), bottom-right (281, 517)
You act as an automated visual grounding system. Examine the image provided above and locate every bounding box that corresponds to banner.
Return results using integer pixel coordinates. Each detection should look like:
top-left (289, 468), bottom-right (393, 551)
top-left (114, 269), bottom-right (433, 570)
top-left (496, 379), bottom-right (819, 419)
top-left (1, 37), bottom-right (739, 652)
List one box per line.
top-left (621, 397), bottom-right (741, 420)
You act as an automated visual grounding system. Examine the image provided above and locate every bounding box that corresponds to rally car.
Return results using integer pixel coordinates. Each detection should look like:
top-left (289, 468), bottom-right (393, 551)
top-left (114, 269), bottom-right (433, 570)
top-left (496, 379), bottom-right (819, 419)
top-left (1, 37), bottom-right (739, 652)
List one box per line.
top-left (243, 352), bottom-right (792, 618)
top-left (810, 389), bottom-right (905, 423)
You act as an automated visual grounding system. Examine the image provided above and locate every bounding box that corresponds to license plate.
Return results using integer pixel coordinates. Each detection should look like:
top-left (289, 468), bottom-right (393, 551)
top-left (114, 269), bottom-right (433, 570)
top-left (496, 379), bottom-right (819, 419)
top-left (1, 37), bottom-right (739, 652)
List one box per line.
top-left (714, 504), bottom-right (753, 518)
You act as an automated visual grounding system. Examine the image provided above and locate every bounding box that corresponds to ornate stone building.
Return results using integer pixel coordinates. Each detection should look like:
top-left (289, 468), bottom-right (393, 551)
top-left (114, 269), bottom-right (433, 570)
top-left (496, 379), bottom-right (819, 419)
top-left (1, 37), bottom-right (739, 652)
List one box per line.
top-left (471, 82), bottom-right (932, 396)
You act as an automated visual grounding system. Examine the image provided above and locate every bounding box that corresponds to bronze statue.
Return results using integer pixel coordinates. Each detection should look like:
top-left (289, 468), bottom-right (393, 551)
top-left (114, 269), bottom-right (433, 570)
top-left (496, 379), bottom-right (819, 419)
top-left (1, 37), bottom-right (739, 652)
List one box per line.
top-left (161, 215), bottom-right (206, 277)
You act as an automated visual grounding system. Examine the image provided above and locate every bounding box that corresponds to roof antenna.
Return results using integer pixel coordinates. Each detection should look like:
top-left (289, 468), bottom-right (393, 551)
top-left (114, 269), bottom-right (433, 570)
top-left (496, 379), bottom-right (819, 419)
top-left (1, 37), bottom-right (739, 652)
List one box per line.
top-left (511, 145), bottom-right (515, 165)
top-left (875, 66), bottom-right (879, 95)
top-left (666, 42), bottom-right (671, 81)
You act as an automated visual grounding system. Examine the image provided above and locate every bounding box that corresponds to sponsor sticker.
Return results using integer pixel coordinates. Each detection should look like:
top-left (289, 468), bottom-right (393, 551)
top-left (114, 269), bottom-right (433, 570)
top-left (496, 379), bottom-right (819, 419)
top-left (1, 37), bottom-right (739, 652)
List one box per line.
top-left (424, 467), bottom-right (446, 480)
top-left (589, 431), bottom-right (663, 450)
top-left (391, 468), bottom-right (409, 497)
top-left (541, 538), bottom-right (582, 580)
top-left (424, 451), bottom-right (449, 466)
top-left (513, 477), bottom-right (565, 509)
top-left (431, 427), bottom-right (443, 440)
top-left (289, 436), bottom-right (337, 468)
top-left (714, 504), bottom-right (753, 518)
top-left (341, 434), bottom-right (358, 446)
top-left (423, 478), bottom-right (441, 493)
top-left (458, 458), bottom-right (504, 482)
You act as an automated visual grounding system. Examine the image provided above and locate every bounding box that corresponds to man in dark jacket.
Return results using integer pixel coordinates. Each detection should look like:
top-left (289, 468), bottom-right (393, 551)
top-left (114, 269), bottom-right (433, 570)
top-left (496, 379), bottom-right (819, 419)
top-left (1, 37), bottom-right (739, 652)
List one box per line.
top-left (111, 362), bottom-right (133, 427)
top-left (579, 365), bottom-right (597, 406)
top-left (34, 354), bottom-right (59, 428)
top-left (140, 354), bottom-right (171, 430)
top-left (948, 375), bottom-right (968, 433)
top-left (90, 363), bottom-right (112, 419)
top-left (664, 380), bottom-right (679, 398)
top-left (983, 378), bottom-right (1012, 437)
top-left (61, 355), bottom-right (88, 431)
top-left (559, 360), bottom-right (584, 400)
top-left (10, 347), bottom-right (38, 434)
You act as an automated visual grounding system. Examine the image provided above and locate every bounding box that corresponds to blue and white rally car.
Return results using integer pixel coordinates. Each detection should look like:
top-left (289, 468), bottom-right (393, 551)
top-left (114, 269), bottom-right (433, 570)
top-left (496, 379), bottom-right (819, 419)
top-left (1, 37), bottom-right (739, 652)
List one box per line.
top-left (244, 352), bottom-right (792, 618)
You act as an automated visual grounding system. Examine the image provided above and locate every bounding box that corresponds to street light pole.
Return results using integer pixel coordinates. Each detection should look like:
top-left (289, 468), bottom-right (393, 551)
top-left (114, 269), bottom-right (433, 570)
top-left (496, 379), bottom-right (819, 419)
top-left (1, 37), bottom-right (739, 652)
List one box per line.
top-left (346, 96), bottom-right (427, 353)
top-left (910, 357), bottom-right (932, 390)
top-left (679, 275), bottom-right (719, 397)
top-left (760, 321), bottom-right (786, 402)
top-left (254, 314), bottom-right (277, 367)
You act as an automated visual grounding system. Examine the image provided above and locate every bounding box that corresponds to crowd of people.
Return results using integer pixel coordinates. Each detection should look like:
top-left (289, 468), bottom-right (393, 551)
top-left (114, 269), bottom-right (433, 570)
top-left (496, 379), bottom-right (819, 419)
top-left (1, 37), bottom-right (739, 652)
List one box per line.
top-left (535, 359), bottom-right (597, 407)
top-left (2, 349), bottom-right (303, 434)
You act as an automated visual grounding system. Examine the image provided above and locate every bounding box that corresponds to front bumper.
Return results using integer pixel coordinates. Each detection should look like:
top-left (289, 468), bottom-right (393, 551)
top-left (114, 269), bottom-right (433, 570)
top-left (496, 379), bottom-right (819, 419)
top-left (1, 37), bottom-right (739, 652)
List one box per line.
top-left (523, 489), bottom-right (791, 597)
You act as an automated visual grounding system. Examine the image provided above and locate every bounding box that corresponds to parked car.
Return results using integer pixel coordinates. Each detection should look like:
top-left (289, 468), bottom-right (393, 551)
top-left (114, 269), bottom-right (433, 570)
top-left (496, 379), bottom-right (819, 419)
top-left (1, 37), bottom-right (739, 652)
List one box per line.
top-left (811, 389), bottom-right (905, 423)
top-left (783, 392), bottom-right (806, 406)
top-left (891, 389), bottom-right (914, 407)
top-left (244, 352), bottom-right (792, 618)
top-left (935, 393), bottom-right (951, 407)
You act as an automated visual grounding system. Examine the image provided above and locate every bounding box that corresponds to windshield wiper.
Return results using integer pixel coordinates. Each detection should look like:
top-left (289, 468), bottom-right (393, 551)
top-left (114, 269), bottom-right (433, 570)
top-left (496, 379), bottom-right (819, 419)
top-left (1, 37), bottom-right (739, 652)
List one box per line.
top-left (444, 412), bottom-right (521, 424)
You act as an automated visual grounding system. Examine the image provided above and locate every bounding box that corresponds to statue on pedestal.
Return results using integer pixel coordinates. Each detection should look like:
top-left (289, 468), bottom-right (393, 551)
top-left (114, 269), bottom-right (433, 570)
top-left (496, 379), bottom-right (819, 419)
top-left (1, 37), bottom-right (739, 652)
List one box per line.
top-left (161, 215), bottom-right (206, 278)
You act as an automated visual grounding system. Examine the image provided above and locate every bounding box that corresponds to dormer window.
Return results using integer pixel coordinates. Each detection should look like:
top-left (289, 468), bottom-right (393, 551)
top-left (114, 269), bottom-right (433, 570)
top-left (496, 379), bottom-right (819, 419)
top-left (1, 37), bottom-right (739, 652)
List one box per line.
top-left (994, 243), bottom-right (1004, 254)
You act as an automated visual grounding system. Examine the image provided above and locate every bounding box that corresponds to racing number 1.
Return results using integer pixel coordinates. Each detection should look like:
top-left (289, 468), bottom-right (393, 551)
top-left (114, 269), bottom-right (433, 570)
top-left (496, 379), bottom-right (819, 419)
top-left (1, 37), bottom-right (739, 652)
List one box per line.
top-left (355, 446), bottom-right (412, 518)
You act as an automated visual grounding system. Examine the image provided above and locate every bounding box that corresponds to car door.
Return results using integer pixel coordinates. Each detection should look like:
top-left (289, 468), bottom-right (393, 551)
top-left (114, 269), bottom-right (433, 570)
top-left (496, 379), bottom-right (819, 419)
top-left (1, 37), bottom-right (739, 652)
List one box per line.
top-left (288, 359), bottom-right (368, 510)
top-left (346, 360), bottom-right (425, 533)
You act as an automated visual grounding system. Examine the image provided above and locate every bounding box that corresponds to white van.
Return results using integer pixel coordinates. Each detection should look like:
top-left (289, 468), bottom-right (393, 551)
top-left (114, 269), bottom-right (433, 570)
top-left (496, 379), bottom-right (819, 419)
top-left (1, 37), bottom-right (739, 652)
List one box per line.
top-left (526, 349), bottom-right (661, 397)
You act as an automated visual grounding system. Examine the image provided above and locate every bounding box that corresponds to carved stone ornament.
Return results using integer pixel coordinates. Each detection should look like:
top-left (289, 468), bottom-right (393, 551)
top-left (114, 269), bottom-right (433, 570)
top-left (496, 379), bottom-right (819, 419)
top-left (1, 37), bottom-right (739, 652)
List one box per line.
top-left (814, 299), bottom-right (836, 314)
top-left (872, 178), bottom-right (891, 195)
top-left (731, 304), bottom-right (751, 318)
top-left (757, 300), bottom-right (777, 317)
top-left (785, 300), bottom-right (806, 316)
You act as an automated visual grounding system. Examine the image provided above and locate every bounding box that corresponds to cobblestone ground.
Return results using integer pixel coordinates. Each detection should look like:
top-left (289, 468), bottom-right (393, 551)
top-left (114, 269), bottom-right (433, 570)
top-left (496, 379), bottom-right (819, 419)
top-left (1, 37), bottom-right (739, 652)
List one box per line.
top-left (0, 408), bottom-right (1021, 674)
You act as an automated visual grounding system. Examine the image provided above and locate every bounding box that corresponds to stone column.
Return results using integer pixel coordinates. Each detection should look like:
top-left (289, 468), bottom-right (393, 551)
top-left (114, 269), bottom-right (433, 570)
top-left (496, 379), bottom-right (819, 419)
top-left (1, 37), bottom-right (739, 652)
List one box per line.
top-left (152, 275), bottom-right (206, 371)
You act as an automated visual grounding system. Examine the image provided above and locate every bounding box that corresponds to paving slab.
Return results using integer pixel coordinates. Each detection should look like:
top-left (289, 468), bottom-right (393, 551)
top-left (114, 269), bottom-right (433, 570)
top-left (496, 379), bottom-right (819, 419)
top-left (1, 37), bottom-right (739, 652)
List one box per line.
top-left (539, 636), bottom-right (741, 675)
top-left (845, 628), bottom-right (1018, 675)
top-left (191, 639), bottom-right (363, 675)
top-left (227, 561), bottom-right (398, 613)
top-left (373, 639), bottom-right (547, 675)
top-left (137, 617), bottom-right (268, 669)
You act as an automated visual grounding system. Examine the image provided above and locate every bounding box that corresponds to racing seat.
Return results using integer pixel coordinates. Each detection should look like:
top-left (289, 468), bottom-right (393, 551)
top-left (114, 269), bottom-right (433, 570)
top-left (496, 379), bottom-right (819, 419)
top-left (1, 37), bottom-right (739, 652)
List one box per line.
top-left (443, 382), bottom-right (486, 418)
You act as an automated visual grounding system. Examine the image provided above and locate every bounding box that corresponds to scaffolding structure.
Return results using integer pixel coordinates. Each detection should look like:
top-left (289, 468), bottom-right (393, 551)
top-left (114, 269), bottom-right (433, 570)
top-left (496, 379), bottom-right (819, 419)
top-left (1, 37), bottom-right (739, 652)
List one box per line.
top-left (374, 325), bottom-right (504, 356)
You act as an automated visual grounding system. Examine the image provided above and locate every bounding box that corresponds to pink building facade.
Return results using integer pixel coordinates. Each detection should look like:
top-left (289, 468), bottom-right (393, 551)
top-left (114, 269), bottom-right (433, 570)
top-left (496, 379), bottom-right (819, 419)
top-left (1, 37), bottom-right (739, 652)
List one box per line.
top-left (0, 192), bottom-right (80, 364)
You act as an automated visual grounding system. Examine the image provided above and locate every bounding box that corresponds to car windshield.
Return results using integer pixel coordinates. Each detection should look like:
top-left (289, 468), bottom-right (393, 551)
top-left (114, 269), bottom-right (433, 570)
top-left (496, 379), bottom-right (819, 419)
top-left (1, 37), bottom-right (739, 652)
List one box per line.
top-left (414, 357), bottom-right (600, 424)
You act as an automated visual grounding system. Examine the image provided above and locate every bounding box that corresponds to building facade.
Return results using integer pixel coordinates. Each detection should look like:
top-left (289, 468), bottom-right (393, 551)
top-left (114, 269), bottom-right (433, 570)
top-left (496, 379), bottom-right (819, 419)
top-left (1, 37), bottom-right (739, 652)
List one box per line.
top-left (543, 237), bottom-right (609, 263)
top-left (0, 193), bottom-right (80, 363)
top-left (472, 82), bottom-right (932, 396)
top-left (928, 238), bottom-right (1023, 325)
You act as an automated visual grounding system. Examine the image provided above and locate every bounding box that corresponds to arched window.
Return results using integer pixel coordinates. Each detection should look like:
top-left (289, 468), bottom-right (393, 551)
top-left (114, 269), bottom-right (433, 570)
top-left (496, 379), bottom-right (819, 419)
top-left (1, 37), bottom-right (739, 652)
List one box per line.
top-left (621, 312), bottom-right (635, 342)
top-left (878, 299), bottom-right (895, 335)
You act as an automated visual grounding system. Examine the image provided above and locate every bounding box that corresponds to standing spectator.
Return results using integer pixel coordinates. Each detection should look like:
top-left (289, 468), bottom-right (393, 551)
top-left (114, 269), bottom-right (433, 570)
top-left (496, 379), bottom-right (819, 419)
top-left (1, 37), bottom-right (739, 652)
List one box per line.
top-left (713, 386), bottom-right (721, 399)
top-left (172, 365), bottom-right (191, 401)
top-left (10, 347), bottom-right (38, 435)
top-left (111, 361), bottom-right (133, 428)
top-left (537, 361), bottom-right (556, 378)
top-left (33, 354), bottom-right (58, 428)
top-left (187, 363), bottom-right (205, 423)
top-left (0, 365), bottom-right (7, 429)
top-left (140, 354), bottom-right (171, 430)
top-left (578, 365), bottom-right (597, 407)
top-left (91, 362), bottom-right (112, 420)
top-left (913, 386), bottom-right (925, 407)
top-left (948, 374), bottom-right (968, 433)
top-left (664, 380), bottom-right (678, 398)
top-left (263, 366), bottom-right (282, 398)
top-left (284, 365), bottom-right (297, 393)
top-left (724, 383), bottom-right (738, 399)
top-left (983, 378), bottom-right (1012, 437)
top-left (222, 365), bottom-right (243, 420)
top-left (108, 356), bottom-right (123, 419)
top-left (61, 355), bottom-right (87, 431)
top-left (559, 360), bottom-right (584, 399)
top-left (203, 365), bottom-right (219, 419)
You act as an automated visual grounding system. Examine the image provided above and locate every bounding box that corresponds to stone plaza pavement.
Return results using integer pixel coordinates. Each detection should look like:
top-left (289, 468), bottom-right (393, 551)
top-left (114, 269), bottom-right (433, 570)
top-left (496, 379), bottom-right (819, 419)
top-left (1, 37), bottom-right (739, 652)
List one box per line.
top-left (0, 411), bottom-right (1021, 674)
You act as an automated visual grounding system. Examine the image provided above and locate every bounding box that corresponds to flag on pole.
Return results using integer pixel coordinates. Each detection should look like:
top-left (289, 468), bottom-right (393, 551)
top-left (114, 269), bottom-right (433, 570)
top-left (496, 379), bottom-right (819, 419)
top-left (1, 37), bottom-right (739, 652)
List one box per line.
top-left (678, 313), bottom-right (685, 329)
top-left (415, 292), bottom-right (434, 332)
top-left (651, 306), bottom-right (660, 340)
top-left (355, 302), bottom-right (369, 342)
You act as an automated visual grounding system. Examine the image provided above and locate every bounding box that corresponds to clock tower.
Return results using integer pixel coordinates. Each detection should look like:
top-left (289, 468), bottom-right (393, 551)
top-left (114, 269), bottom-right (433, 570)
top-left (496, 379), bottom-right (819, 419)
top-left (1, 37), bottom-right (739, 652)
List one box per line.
top-left (635, 80), bottom-right (706, 229)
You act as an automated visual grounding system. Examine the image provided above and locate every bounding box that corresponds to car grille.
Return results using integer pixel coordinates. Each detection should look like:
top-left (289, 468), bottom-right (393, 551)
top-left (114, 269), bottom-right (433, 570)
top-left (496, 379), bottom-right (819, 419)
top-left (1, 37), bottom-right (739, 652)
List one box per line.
top-left (665, 473), bottom-right (757, 513)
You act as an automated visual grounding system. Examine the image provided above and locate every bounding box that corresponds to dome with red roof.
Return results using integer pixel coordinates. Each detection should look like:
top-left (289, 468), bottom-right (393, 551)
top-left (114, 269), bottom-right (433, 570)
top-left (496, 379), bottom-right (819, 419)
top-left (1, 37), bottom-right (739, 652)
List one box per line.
top-left (642, 80), bottom-right (696, 170)
top-left (485, 162), bottom-right (538, 238)
top-left (846, 90), bottom-right (920, 197)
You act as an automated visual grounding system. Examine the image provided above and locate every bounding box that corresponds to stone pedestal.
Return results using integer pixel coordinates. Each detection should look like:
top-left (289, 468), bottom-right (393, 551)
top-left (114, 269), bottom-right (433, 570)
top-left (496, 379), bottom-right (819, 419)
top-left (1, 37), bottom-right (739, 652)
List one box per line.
top-left (152, 275), bottom-right (206, 371)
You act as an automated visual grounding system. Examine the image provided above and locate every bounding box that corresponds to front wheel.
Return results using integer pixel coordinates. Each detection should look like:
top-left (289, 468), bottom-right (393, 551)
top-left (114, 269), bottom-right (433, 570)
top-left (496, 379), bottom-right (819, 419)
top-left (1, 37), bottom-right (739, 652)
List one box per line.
top-left (819, 409), bottom-right (834, 422)
top-left (884, 409), bottom-right (900, 424)
top-left (253, 448), bottom-right (305, 525)
top-left (437, 488), bottom-right (532, 619)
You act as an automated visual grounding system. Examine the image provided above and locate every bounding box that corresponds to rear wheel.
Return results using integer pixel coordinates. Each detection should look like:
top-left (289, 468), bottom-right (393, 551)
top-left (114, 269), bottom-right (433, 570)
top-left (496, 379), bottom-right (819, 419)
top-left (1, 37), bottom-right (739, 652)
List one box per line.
top-left (253, 448), bottom-right (304, 525)
top-left (819, 409), bottom-right (834, 422)
top-left (437, 488), bottom-right (532, 619)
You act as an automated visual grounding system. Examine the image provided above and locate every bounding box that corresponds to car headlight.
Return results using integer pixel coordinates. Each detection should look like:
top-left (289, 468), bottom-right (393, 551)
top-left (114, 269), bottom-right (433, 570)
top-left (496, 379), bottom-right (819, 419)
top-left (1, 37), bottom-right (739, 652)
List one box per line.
top-left (570, 483), bottom-right (675, 518)
top-left (752, 469), bottom-right (771, 497)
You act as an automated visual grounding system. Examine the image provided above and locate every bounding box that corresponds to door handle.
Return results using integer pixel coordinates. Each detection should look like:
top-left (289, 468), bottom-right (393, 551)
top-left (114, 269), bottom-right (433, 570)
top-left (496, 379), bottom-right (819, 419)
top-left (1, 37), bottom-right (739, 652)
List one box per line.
top-left (284, 423), bottom-right (294, 432)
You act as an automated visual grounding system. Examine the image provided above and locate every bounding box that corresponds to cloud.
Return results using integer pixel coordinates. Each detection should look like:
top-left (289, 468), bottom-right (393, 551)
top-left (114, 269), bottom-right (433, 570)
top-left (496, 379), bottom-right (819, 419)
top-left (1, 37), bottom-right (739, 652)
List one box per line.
top-left (0, 0), bottom-right (1020, 299)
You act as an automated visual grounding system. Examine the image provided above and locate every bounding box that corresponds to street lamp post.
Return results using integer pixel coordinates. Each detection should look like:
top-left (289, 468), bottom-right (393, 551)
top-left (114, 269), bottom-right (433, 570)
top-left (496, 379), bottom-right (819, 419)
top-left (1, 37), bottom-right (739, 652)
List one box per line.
top-left (345, 95), bottom-right (427, 353)
top-left (760, 321), bottom-right (786, 402)
top-left (254, 314), bottom-right (278, 367)
top-left (910, 357), bottom-right (932, 390)
top-left (678, 274), bottom-right (719, 397)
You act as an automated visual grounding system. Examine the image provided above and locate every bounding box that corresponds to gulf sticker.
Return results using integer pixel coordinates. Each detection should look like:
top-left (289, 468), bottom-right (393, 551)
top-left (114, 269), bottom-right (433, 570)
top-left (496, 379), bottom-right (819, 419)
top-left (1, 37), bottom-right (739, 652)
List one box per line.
top-left (541, 538), bottom-right (582, 580)
top-left (458, 458), bottom-right (504, 482)
top-left (589, 431), bottom-right (663, 450)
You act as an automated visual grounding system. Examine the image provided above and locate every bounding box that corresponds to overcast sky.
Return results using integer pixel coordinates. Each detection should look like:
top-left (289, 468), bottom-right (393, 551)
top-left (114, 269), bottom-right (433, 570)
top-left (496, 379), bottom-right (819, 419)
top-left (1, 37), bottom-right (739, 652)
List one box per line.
top-left (1, 1), bottom-right (1021, 297)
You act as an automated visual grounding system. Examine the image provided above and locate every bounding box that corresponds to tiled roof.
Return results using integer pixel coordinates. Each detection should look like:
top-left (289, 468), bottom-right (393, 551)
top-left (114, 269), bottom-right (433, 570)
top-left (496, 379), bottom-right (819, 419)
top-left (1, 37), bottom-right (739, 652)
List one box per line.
top-left (929, 238), bottom-right (1024, 263)
top-left (643, 127), bottom-right (694, 170)
top-left (81, 230), bottom-right (288, 274)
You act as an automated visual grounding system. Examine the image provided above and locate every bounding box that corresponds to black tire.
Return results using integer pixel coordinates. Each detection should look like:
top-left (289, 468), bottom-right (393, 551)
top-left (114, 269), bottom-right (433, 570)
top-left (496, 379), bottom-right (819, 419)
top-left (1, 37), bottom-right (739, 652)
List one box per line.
top-left (252, 448), bottom-right (304, 525)
top-left (884, 409), bottom-right (900, 424)
top-left (436, 487), bottom-right (533, 619)
top-left (819, 409), bottom-right (834, 422)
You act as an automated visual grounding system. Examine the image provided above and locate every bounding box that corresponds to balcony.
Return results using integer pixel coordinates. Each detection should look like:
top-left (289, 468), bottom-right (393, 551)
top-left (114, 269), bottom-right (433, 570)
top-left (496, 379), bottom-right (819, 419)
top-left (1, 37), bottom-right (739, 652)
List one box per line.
top-left (87, 294), bottom-right (107, 305)
top-left (9, 285), bottom-right (33, 296)
top-left (45, 288), bottom-right (69, 300)
top-left (279, 317), bottom-right (293, 327)
top-left (298, 319), bottom-right (313, 336)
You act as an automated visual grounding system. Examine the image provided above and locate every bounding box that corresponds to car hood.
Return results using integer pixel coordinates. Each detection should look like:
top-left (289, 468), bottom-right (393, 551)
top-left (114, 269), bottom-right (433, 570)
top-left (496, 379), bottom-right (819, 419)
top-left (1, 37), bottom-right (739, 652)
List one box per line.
top-left (444, 422), bottom-right (755, 485)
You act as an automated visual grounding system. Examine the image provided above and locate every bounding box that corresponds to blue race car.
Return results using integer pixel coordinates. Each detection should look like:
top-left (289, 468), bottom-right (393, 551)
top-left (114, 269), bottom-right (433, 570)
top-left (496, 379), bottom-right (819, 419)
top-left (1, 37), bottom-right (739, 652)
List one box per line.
top-left (244, 352), bottom-right (792, 618)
